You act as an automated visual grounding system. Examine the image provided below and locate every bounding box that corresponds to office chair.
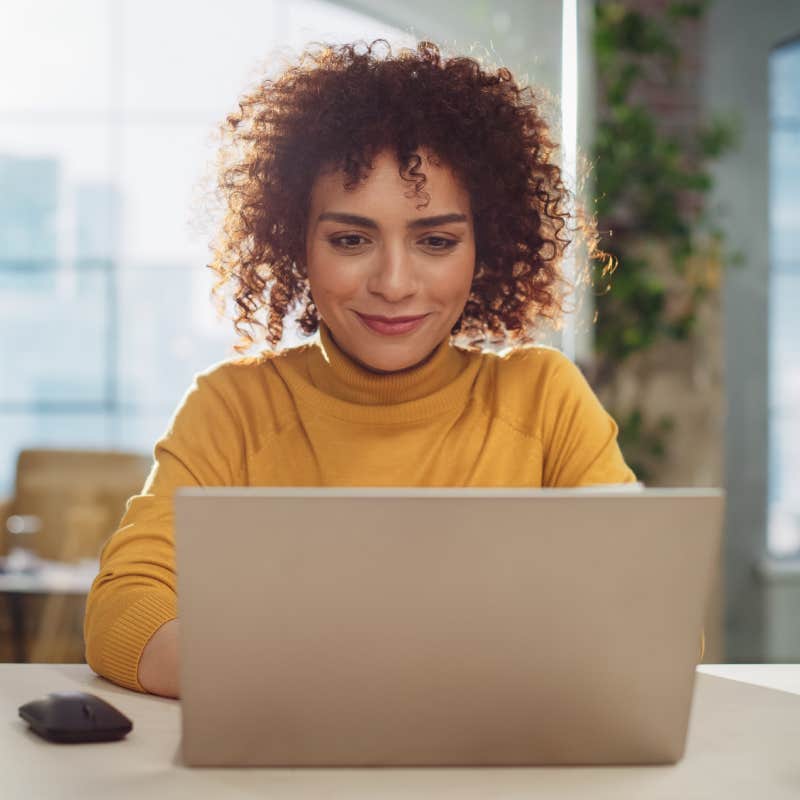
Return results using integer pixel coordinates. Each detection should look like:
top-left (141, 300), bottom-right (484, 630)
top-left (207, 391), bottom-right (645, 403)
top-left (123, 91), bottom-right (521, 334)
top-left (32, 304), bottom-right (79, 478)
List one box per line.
top-left (1, 448), bottom-right (151, 662)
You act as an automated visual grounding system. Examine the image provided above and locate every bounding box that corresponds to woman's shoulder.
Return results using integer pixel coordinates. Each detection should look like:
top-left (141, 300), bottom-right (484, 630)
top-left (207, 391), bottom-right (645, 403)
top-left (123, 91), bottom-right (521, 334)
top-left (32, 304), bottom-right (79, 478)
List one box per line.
top-left (196, 341), bottom-right (316, 390)
top-left (472, 340), bottom-right (580, 392)
top-left (493, 341), bottom-right (573, 375)
top-left (172, 342), bottom-right (317, 435)
top-left (469, 342), bottom-right (593, 438)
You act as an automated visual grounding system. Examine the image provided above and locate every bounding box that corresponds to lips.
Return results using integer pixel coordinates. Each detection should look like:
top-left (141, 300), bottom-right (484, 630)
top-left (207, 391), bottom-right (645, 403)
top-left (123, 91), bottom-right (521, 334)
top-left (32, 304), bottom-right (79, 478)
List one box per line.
top-left (355, 312), bottom-right (429, 336)
top-left (358, 314), bottom-right (427, 323)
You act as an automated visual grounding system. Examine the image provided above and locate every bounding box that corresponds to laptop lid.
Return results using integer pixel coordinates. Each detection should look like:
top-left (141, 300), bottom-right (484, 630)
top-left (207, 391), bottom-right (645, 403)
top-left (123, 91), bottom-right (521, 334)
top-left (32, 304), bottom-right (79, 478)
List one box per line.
top-left (174, 487), bottom-right (724, 767)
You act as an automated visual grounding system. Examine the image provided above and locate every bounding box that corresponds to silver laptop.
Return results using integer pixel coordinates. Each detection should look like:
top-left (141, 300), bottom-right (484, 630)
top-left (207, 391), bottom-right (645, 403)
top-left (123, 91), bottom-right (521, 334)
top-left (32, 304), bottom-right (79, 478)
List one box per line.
top-left (174, 487), bottom-right (724, 767)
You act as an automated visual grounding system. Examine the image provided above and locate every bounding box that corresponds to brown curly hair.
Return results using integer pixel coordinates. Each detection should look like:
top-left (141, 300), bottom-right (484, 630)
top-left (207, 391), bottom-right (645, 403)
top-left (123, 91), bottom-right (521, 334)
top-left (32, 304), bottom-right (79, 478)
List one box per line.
top-left (208, 39), bottom-right (599, 352)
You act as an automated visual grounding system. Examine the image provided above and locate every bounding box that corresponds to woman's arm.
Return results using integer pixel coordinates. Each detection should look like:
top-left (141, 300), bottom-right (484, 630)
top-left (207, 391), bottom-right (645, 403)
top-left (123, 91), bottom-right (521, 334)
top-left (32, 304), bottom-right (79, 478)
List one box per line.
top-left (84, 369), bottom-right (246, 694)
top-left (138, 619), bottom-right (181, 698)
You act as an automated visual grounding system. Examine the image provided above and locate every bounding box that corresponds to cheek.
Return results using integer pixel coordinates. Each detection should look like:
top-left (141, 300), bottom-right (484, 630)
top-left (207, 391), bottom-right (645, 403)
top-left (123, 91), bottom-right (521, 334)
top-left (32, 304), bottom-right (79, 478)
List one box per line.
top-left (307, 259), bottom-right (362, 303)
top-left (435, 255), bottom-right (475, 300)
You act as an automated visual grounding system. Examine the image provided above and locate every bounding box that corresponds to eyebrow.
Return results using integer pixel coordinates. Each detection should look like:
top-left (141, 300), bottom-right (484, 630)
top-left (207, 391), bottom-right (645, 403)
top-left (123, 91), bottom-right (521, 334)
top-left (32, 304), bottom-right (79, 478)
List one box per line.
top-left (316, 212), bottom-right (469, 230)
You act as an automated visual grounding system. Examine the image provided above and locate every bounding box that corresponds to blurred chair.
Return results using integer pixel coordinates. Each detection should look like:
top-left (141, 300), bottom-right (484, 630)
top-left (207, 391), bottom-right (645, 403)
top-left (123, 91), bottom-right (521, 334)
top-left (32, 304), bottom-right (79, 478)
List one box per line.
top-left (3, 448), bottom-right (152, 561)
top-left (1, 448), bottom-right (151, 662)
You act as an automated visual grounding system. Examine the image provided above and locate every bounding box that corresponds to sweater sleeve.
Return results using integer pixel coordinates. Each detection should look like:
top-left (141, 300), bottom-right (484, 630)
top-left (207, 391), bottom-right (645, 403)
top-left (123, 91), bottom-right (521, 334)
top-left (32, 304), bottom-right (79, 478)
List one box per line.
top-left (539, 353), bottom-right (637, 488)
top-left (83, 369), bottom-right (245, 692)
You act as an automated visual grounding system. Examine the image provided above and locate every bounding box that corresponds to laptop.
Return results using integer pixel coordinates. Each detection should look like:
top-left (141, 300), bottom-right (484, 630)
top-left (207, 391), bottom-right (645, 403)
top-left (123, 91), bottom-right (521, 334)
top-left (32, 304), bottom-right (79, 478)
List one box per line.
top-left (173, 486), bottom-right (724, 767)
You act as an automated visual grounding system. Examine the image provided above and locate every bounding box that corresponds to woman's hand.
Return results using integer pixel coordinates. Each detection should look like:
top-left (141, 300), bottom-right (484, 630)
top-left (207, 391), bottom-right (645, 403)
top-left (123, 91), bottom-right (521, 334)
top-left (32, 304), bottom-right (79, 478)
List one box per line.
top-left (138, 618), bottom-right (180, 698)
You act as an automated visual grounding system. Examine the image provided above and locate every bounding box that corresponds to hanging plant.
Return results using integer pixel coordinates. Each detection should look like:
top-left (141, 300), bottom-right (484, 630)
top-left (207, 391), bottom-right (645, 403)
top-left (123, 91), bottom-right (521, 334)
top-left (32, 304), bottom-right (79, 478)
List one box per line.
top-left (587, 0), bottom-right (741, 481)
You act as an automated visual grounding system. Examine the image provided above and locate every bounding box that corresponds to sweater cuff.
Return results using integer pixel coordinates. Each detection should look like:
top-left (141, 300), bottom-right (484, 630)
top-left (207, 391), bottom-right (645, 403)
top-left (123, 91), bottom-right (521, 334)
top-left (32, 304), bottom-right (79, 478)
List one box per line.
top-left (99, 593), bottom-right (178, 693)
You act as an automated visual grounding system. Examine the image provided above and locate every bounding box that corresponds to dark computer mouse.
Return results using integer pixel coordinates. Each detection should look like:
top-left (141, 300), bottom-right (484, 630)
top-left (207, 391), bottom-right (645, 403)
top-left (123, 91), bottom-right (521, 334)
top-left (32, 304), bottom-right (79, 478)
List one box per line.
top-left (18, 691), bottom-right (133, 743)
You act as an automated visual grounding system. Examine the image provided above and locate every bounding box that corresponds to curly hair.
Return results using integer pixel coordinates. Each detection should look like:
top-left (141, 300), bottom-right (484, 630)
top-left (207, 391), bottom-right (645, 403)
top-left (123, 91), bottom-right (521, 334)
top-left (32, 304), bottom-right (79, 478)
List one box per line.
top-left (207, 39), bottom-right (600, 352)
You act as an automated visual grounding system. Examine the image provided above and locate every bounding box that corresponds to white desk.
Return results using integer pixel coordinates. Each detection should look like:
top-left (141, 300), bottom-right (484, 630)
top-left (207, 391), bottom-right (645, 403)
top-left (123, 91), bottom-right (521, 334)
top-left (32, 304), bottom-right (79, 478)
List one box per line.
top-left (2, 664), bottom-right (800, 799)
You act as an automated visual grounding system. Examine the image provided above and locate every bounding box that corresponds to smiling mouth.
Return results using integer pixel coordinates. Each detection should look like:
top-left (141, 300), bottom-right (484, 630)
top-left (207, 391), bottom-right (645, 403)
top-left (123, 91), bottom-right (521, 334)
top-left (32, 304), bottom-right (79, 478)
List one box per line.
top-left (354, 311), bottom-right (431, 336)
top-left (357, 313), bottom-right (429, 323)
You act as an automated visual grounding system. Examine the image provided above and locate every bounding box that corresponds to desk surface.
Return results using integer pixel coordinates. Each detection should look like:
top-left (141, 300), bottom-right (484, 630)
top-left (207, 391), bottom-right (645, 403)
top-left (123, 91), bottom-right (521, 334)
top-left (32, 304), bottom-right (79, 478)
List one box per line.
top-left (2, 664), bottom-right (799, 799)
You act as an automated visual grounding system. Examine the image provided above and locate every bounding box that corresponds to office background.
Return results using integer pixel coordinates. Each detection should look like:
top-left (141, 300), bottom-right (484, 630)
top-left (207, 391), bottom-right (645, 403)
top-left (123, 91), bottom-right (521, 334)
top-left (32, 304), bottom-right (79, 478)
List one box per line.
top-left (0, 0), bottom-right (798, 664)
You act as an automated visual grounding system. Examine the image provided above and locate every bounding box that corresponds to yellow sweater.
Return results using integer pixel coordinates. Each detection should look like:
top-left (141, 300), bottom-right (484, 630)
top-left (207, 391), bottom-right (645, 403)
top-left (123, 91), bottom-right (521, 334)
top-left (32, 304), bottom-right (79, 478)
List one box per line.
top-left (84, 323), bottom-right (637, 692)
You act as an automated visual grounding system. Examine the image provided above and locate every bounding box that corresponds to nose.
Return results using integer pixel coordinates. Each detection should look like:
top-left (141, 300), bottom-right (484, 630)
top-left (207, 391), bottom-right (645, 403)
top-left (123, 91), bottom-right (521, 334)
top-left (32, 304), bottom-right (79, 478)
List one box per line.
top-left (366, 242), bottom-right (419, 303)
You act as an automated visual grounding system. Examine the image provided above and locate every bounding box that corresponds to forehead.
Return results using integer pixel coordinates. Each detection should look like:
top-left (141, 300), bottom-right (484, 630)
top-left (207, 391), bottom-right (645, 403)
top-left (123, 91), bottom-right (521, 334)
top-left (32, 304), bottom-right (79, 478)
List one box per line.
top-left (308, 149), bottom-right (471, 215)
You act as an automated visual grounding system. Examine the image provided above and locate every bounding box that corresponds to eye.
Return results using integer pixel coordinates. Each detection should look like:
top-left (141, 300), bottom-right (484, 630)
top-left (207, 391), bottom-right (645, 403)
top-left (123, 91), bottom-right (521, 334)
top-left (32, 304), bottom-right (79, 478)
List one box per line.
top-left (329, 234), bottom-right (370, 250)
top-left (420, 236), bottom-right (459, 252)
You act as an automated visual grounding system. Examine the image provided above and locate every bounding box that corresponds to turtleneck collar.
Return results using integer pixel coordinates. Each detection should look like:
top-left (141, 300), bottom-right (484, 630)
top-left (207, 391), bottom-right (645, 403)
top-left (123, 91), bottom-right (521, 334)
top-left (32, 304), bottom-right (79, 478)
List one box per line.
top-left (306, 321), bottom-right (468, 405)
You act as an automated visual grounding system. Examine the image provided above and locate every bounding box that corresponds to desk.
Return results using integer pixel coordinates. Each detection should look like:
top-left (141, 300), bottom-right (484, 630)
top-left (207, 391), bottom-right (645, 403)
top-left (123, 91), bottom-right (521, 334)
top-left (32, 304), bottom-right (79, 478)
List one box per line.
top-left (0, 664), bottom-right (800, 800)
top-left (2, 664), bottom-right (800, 798)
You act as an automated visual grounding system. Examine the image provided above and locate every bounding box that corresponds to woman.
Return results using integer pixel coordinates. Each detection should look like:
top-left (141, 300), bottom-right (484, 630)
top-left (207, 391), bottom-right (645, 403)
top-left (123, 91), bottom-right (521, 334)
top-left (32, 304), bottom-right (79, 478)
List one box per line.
top-left (84, 40), bottom-right (638, 698)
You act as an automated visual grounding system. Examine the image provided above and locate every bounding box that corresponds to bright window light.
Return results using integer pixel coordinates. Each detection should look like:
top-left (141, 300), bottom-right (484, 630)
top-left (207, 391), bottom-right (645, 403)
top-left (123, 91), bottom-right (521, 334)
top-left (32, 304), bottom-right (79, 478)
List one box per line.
top-left (560, 0), bottom-right (578, 361)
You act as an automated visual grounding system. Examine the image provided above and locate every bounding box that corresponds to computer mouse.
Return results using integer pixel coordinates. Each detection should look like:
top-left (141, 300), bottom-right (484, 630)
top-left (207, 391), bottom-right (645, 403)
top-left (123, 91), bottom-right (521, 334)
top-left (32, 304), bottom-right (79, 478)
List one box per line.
top-left (18, 691), bottom-right (133, 743)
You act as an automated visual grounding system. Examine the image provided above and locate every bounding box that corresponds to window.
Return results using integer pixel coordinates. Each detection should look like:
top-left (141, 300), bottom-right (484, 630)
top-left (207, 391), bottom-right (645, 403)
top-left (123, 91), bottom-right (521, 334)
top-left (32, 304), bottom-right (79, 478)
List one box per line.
top-left (768, 36), bottom-right (800, 555)
top-left (0, 0), bottom-right (413, 494)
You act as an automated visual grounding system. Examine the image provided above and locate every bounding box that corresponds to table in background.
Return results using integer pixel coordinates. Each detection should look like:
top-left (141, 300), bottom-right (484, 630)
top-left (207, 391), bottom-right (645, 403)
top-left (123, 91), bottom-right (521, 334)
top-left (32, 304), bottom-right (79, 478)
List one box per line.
top-left (0, 553), bottom-right (97, 661)
top-left (2, 664), bottom-right (800, 799)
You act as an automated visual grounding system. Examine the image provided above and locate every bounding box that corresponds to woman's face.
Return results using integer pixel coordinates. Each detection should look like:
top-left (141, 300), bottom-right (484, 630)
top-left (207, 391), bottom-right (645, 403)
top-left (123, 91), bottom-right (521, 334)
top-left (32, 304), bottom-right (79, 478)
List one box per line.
top-left (305, 149), bottom-right (476, 374)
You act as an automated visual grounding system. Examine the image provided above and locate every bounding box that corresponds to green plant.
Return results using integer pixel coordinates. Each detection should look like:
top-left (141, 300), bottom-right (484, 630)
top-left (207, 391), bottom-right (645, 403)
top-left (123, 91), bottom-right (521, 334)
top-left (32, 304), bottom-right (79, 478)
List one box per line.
top-left (588, 0), bottom-right (740, 482)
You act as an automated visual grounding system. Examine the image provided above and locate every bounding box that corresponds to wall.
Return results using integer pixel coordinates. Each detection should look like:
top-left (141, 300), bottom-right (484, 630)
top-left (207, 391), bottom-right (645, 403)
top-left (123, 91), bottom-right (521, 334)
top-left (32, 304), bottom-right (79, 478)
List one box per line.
top-left (704, 0), bottom-right (800, 662)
